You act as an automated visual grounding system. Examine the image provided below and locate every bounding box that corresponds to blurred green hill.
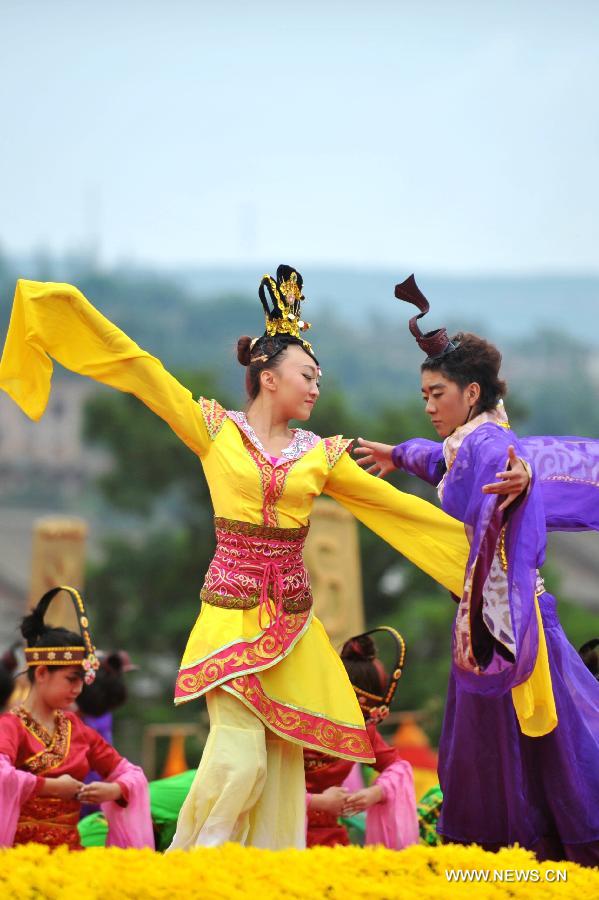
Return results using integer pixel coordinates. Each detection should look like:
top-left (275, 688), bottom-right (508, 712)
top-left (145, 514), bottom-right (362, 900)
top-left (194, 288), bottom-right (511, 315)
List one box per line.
top-left (1, 254), bottom-right (598, 753)
top-left (2, 254), bottom-right (598, 436)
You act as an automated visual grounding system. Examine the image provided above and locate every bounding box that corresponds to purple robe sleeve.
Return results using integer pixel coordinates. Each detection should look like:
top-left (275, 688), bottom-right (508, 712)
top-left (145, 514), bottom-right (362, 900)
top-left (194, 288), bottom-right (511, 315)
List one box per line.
top-left (391, 438), bottom-right (445, 486)
top-left (443, 426), bottom-right (546, 697)
top-left (520, 435), bottom-right (599, 532)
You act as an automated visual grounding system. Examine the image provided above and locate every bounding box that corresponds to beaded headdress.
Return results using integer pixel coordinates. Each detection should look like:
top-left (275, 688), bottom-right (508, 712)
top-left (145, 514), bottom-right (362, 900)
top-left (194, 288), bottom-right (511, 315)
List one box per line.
top-left (250, 265), bottom-right (318, 364)
top-left (395, 274), bottom-right (459, 362)
top-left (344, 626), bottom-right (406, 725)
top-left (24, 586), bottom-right (100, 685)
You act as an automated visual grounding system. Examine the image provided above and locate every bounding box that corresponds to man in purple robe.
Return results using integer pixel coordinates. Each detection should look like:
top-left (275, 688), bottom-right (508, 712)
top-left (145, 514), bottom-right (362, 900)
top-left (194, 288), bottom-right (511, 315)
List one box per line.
top-left (354, 275), bottom-right (599, 867)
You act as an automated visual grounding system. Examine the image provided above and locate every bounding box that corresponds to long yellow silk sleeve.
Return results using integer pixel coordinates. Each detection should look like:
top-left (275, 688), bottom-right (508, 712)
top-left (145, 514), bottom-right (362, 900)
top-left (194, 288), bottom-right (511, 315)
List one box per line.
top-left (0, 280), bottom-right (210, 457)
top-left (324, 451), bottom-right (468, 596)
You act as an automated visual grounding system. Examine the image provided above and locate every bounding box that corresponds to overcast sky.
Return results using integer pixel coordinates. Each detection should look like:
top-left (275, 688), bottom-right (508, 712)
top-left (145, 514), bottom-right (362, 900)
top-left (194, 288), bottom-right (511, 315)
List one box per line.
top-left (1, 1), bottom-right (597, 273)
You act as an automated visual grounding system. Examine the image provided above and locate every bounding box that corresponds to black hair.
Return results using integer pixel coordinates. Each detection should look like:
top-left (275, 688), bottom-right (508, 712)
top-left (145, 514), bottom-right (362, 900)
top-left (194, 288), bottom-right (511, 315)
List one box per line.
top-left (21, 594), bottom-right (84, 684)
top-left (0, 647), bottom-right (18, 709)
top-left (77, 653), bottom-right (128, 716)
top-left (237, 264), bottom-right (317, 401)
top-left (422, 332), bottom-right (507, 414)
top-left (236, 335), bottom-right (292, 401)
top-left (579, 638), bottom-right (599, 678)
top-left (340, 634), bottom-right (386, 696)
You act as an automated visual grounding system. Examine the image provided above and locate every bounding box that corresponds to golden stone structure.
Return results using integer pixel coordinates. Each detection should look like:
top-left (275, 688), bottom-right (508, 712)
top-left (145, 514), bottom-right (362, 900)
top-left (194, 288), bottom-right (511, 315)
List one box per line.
top-left (303, 497), bottom-right (365, 649)
top-left (29, 516), bottom-right (88, 629)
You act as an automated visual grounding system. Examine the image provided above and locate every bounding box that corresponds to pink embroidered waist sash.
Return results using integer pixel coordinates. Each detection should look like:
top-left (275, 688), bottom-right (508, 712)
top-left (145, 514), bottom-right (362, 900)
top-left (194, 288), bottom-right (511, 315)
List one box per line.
top-left (200, 517), bottom-right (313, 617)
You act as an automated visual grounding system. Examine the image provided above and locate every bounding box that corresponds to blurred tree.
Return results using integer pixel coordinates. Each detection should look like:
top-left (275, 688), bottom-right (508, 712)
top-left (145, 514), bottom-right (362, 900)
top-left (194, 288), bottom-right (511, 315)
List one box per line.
top-left (83, 370), bottom-right (225, 657)
top-left (81, 359), bottom-right (599, 749)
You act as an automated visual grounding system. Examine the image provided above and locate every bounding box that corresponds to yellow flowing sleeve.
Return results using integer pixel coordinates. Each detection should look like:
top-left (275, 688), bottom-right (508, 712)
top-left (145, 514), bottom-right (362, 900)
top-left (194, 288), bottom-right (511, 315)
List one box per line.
top-left (323, 449), bottom-right (469, 596)
top-left (0, 280), bottom-right (211, 457)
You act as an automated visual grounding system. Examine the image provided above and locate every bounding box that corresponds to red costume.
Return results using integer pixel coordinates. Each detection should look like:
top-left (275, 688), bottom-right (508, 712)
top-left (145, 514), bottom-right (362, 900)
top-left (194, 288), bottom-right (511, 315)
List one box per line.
top-left (305, 723), bottom-right (417, 848)
top-left (0, 707), bottom-right (128, 849)
top-left (305, 627), bottom-right (419, 849)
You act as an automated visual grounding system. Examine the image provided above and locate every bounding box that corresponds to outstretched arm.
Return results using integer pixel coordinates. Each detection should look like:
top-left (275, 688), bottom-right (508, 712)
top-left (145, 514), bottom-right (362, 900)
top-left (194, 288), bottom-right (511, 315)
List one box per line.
top-left (356, 436), bottom-right (530, 507)
top-left (0, 280), bottom-right (211, 457)
top-left (324, 449), bottom-right (468, 596)
top-left (355, 437), bottom-right (444, 484)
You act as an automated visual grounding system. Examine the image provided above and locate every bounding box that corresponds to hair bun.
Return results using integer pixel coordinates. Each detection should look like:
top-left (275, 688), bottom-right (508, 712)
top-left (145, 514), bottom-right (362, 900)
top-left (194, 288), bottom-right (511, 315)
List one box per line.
top-left (341, 634), bottom-right (376, 662)
top-left (237, 335), bottom-right (253, 367)
top-left (20, 606), bottom-right (47, 646)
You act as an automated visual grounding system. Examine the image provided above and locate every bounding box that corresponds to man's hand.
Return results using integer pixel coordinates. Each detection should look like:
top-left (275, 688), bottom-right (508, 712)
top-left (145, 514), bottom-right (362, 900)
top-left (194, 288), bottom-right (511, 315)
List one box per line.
top-left (482, 445), bottom-right (531, 511)
top-left (353, 438), bottom-right (396, 478)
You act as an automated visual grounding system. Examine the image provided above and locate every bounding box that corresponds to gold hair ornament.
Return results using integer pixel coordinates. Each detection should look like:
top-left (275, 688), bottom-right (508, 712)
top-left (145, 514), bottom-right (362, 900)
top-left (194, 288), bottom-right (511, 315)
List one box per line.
top-left (24, 586), bottom-right (100, 684)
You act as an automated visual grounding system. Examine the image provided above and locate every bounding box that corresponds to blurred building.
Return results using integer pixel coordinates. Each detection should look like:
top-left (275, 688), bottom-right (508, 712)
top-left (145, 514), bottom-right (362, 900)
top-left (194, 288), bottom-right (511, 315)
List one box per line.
top-left (0, 378), bottom-right (106, 499)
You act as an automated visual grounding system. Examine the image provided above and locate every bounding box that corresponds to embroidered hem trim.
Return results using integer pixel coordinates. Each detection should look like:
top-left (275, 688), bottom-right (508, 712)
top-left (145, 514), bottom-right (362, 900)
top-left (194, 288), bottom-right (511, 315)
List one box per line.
top-left (221, 674), bottom-right (375, 763)
top-left (174, 609), bottom-right (313, 703)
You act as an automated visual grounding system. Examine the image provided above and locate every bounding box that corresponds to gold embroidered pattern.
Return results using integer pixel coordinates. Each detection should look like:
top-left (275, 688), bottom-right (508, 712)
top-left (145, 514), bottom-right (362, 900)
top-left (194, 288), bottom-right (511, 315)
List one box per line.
top-left (226, 674), bottom-right (373, 760)
top-left (240, 432), bottom-right (294, 526)
top-left (197, 397), bottom-right (228, 440)
top-left (498, 526), bottom-right (508, 572)
top-left (13, 707), bottom-right (71, 775)
top-left (213, 517), bottom-right (309, 542)
top-left (15, 797), bottom-right (81, 850)
top-left (543, 474), bottom-right (599, 488)
top-left (202, 516), bottom-right (313, 618)
top-left (200, 587), bottom-right (312, 613)
top-left (175, 611), bottom-right (310, 697)
top-left (323, 436), bottom-right (353, 469)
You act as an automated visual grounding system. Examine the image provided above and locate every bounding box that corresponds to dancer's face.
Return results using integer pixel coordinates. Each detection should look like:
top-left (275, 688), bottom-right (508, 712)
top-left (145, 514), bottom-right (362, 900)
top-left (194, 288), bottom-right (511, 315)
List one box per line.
top-left (260, 344), bottom-right (320, 421)
top-left (33, 665), bottom-right (84, 709)
top-left (421, 369), bottom-right (480, 438)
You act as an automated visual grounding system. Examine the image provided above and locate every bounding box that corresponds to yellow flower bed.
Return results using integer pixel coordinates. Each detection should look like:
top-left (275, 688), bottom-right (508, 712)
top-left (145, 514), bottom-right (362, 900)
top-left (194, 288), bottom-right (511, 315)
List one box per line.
top-left (1, 843), bottom-right (597, 899)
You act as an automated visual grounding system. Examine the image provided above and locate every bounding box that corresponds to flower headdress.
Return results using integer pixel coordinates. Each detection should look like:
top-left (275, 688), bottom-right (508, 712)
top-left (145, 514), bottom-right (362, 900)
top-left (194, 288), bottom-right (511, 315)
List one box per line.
top-left (24, 586), bottom-right (100, 685)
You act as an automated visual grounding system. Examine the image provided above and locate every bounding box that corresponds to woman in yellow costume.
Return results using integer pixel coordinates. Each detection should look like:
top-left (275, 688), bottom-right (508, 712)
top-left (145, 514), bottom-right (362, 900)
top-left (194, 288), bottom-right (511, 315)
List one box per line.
top-left (0, 265), bottom-right (469, 850)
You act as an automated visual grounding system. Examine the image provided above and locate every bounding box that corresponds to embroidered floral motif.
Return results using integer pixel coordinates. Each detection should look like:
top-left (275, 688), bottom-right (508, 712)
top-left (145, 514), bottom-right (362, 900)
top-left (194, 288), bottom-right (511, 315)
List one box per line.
top-left (240, 433), bottom-right (294, 526)
top-left (202, 517), bottom-right (313, 613)
top-left (323, 436), bottom-right (354, 470)
top-left (197, 397), bottom-right (228, 440)
top-left (226, 410), bottom-right (320, 462)
top-left (224, 674), bottom-right (374, 762)
top-left (15, 798), bottom-right (81, 850)
top-left (175, 610), bottom-right (311, 700)
top-left (13, 707), bottom-right (71, 775)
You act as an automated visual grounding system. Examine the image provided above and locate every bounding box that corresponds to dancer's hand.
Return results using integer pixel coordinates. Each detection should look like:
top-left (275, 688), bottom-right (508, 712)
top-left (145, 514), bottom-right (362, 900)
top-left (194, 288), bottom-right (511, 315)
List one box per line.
top-left (482, 446), bottom-right (531, 511)
top-left (342, 785), bottom-right (384, 815)
top-left (309, 787), bottom-right (349, 816)
top-left (41, 774), bottom-right (84, 800)
top-left (76, 781), bottom-right (122, 803)
top-left (354, 438), bottom-right (395, 478)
